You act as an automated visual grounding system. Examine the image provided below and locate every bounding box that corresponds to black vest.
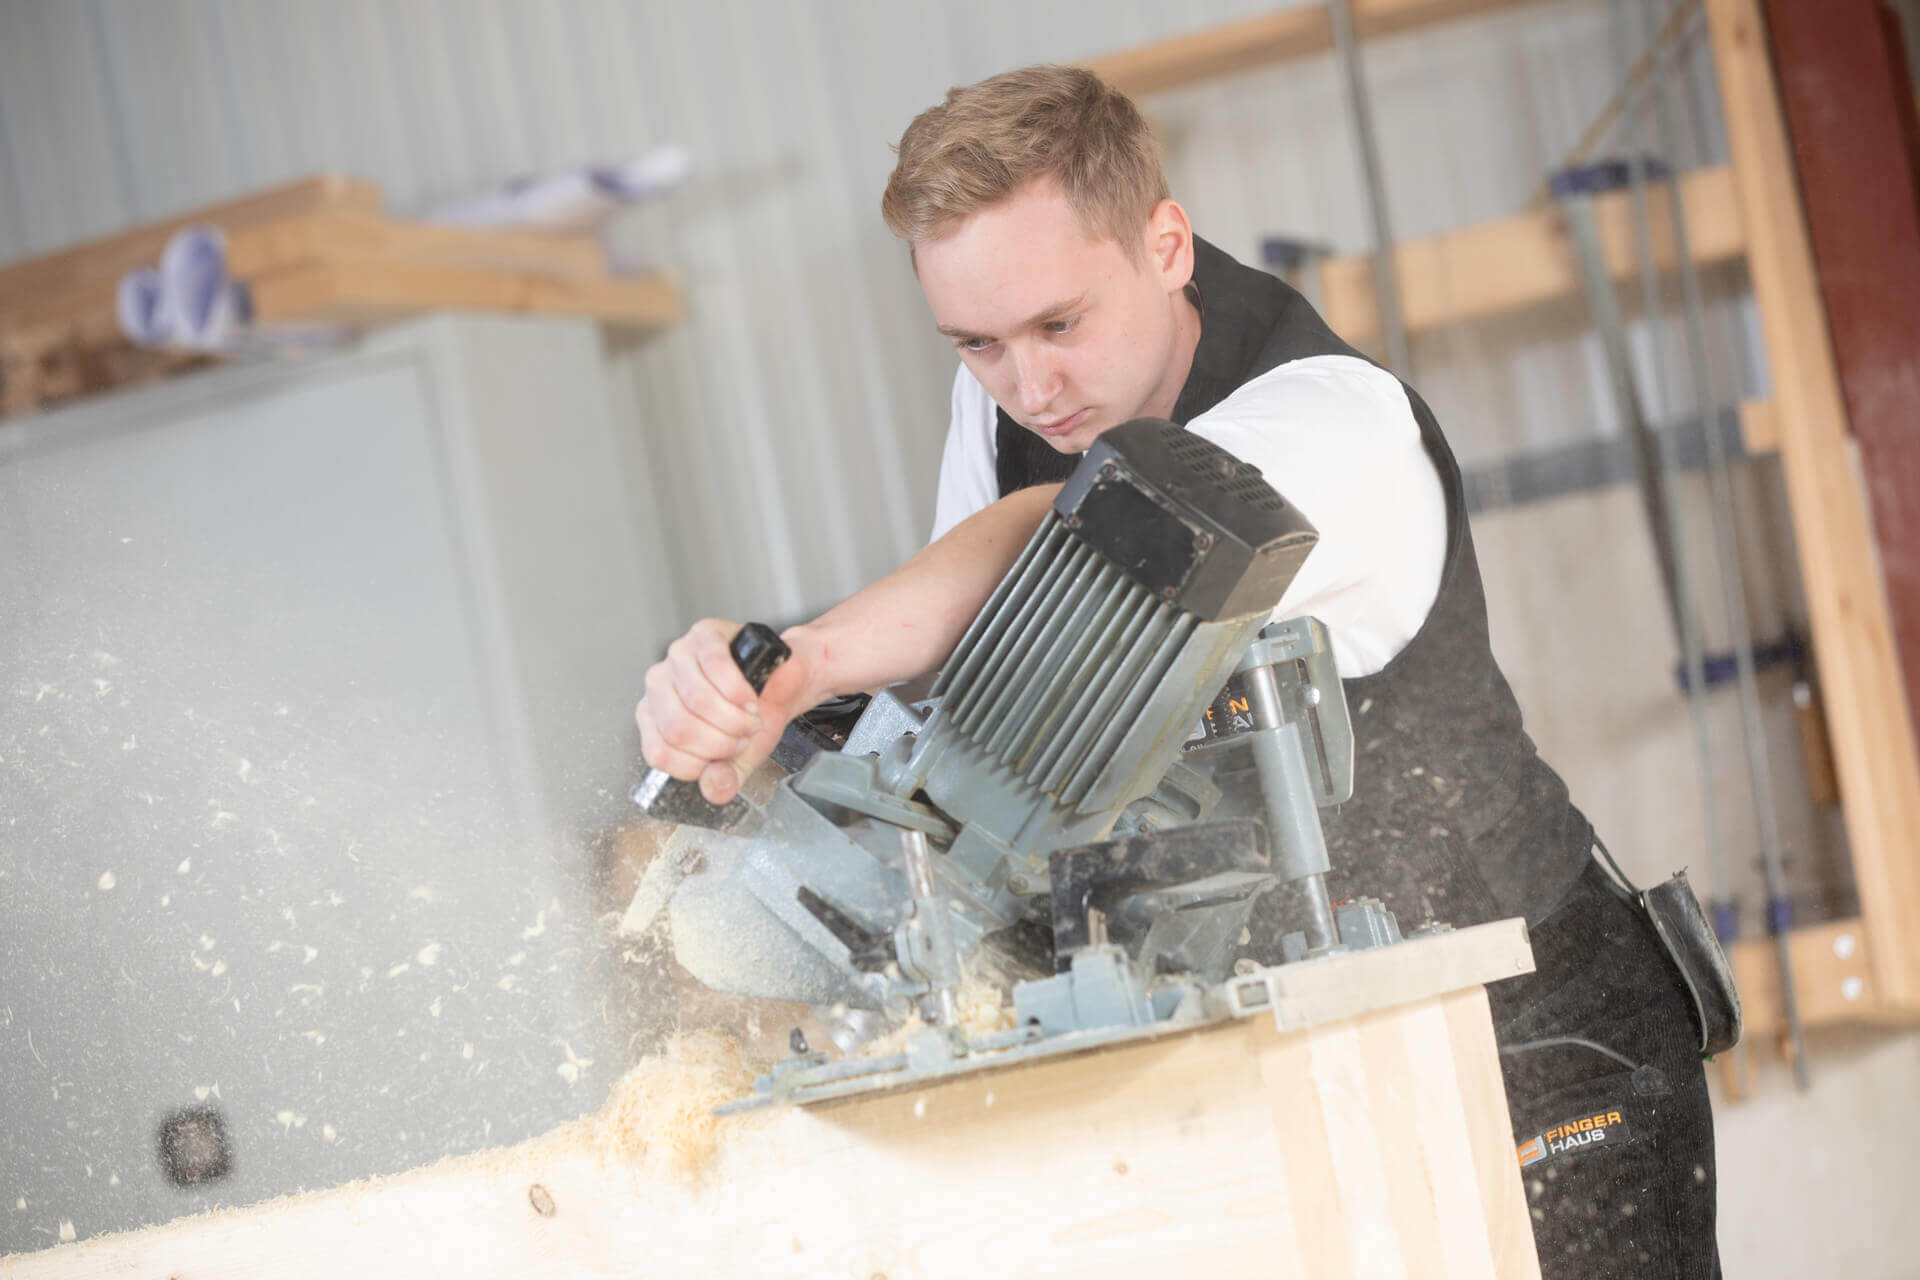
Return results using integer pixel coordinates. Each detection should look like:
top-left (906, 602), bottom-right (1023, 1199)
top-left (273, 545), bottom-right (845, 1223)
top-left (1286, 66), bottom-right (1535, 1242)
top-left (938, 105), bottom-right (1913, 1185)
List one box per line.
top-left (994, 237), bottom-right (1593, 928)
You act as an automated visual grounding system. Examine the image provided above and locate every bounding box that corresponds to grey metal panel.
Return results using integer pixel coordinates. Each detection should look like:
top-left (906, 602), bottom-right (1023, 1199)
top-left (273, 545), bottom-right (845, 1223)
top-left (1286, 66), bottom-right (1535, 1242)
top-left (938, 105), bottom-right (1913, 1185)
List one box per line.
top-left (617, 1), bottom-right (808, 621)
top-left (0, 317), bottom-right (672, 1253)
top-left (207, 0), bottom-right (419, 204)
top-left (87, 0), bottom-right (241, 223)
top-left (199, 0), bottom-right (313, 196)
top-left (0, 56), bottom-right (26, 265)
top-left (0, 0), bottom-right (134, 255)
top-left (370, 0), bottom-right (482, 207)
top-left (1460, 402), bottom-right (1750, 514)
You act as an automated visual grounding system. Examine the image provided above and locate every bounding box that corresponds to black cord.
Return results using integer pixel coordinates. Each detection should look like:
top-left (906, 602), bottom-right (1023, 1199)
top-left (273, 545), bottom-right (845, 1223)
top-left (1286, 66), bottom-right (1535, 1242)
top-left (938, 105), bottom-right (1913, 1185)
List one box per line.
top-left (1499, 1035), bottom-right (1641, 1072)
top-left (1592, 835), bottom-right (1641, 896)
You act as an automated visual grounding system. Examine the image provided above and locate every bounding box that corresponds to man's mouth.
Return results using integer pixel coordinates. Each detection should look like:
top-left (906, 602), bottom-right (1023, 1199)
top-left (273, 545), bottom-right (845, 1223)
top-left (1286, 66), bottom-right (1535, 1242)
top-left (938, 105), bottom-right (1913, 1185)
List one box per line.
top-left (1034, 408), bottom-right (1090, 436)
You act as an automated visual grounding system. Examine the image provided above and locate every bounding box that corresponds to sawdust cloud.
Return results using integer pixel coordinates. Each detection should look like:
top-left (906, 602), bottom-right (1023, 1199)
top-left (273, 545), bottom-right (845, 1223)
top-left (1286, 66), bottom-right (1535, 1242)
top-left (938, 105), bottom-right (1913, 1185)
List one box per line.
top-left (592, 1029), bottom-right (769, 1181)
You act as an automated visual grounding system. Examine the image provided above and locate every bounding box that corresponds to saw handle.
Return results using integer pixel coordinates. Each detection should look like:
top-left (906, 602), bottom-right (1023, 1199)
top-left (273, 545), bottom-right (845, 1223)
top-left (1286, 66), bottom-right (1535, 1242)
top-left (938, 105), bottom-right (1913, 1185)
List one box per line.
top-left (632, 622), bottom-right (791, 824)
top-left (725, 621), bottom-right (792, 698)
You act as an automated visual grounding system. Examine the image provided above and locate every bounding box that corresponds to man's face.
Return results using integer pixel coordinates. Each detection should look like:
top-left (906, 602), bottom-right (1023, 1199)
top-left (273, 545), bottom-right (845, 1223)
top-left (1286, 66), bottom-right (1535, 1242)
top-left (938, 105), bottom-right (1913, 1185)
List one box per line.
top-left (915, 178), bottom-right (1195, 455)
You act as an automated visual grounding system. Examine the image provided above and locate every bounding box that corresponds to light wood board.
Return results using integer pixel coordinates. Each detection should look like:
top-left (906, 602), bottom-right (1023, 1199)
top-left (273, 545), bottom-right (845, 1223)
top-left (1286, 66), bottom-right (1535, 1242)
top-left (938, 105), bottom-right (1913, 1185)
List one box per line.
top-left (1085, 0), bottom-right (1547, 97)
top-left (0, 174), bottom-right (378, 305)
top-left (246, 258), bottom-right (683, 332)
top-left (1727, 917), bottom-right (1910, 1034)
top-left (1319, 165), bottom-right (1745, 345)
top-left (4, 925), bottom-right (1540, 1280)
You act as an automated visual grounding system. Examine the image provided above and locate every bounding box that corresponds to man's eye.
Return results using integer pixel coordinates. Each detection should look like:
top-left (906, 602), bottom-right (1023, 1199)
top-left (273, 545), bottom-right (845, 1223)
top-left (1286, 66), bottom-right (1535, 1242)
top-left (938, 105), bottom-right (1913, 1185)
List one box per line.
top-left (1044, 317), bottom-right (1080, 336)
top-left (959, 337), bottom-right (995, 353)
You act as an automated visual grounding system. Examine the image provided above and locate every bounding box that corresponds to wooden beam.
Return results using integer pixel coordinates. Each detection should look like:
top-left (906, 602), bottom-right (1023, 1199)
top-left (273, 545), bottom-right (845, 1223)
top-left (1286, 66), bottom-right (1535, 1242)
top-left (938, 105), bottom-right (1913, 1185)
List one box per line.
top-left (3, 927), bottom-right (1539, 1278)
top-left (1721, 917), bottom-right (1920, 1099)
top-left (1087, 8), bottom-right (1328, 96)
top-left (1319, 164), bottom-right (1744, 345)
top-left (217, 208), bottom-right (606, 283)
top-left (1738, 398), bottom-right (1778, 455)
top-left (0, 207), bottom-right (677, 374)
top-left (1706, 0), bottom-right (1920, 1010)
top-left (247, 259), bottom-right (683, 332)
top-left (1084, 0), bottom-right (1546, 97)
top-left (0, 174), bottom-right (378, 307)
top-left (0, 210), bottom-right (609, 329)
top-left (1731, 918), bottom-right (1879, 1034)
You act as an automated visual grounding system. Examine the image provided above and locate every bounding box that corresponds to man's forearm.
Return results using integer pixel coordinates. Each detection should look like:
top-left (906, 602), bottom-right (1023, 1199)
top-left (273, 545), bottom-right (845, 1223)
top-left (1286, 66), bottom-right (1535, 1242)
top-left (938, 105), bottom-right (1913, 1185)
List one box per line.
top-left (784, 483), bottom-right (1060, 704)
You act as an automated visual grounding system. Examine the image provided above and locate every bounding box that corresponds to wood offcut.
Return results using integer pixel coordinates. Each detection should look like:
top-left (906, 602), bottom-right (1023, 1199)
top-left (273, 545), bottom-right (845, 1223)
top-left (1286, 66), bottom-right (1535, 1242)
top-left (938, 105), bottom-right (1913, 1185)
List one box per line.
top-left (0, 174), bottom-right (682, 421)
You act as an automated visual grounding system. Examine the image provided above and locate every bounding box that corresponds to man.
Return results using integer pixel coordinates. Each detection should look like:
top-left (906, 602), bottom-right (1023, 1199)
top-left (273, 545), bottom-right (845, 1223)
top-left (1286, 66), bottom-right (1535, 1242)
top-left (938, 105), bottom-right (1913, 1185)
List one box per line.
top-left (636, 65), bottom-right (1718, 1277)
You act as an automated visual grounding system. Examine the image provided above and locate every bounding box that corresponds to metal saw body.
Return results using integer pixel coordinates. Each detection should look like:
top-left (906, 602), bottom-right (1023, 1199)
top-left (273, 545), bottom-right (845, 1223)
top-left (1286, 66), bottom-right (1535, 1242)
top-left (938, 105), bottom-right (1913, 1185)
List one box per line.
top-left (628, 419), bottom-right (1426, 1109)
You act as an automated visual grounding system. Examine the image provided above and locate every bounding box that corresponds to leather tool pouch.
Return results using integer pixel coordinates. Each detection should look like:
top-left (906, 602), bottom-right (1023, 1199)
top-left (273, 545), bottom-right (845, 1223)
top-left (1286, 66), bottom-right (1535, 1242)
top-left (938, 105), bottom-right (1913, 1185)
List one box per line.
top-left (1639, 870), bottom-right (1743, 1057)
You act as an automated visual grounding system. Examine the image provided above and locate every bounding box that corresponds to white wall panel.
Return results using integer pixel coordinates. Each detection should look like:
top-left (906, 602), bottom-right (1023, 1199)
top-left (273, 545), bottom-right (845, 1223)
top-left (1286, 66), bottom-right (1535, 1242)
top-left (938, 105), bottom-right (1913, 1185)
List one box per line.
top-left (0, 78), bottom-right (25, 257)
top-left (88, 0), bottom-right (241, 220)
top-left (371, 0), bottom-right (483, 205)
top-left (0, 0), bottom-right (132, 253)
top-left (0, 0), bottom-right (1767, 625)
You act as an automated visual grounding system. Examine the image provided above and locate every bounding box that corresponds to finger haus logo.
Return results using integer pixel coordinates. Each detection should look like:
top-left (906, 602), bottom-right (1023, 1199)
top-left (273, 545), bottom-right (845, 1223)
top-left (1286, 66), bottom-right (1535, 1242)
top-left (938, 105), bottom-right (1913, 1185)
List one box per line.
top-left (1516, 1109), bottom-right (1630, 1168)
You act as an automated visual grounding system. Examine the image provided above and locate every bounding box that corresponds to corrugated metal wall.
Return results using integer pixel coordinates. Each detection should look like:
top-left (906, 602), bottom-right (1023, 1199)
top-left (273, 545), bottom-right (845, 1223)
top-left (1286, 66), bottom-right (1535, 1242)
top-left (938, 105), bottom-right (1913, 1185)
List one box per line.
top-left (6, 0), bottom-right (1830, 949)
top-left (7, 0), bottom-right (1829, 924)
top-left (20, 9), bottom-right (1920, 1273)
top-left (0, 0), bottom-right (1760, 628)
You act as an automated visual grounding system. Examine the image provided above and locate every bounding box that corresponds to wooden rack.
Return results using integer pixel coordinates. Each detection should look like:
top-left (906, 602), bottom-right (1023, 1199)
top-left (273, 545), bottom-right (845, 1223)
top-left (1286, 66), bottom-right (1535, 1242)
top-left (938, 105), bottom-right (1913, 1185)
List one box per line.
top-left (0, 174), bottom-right (681, 419)
top-left (1086, 0), bottom-right (1920, 1061)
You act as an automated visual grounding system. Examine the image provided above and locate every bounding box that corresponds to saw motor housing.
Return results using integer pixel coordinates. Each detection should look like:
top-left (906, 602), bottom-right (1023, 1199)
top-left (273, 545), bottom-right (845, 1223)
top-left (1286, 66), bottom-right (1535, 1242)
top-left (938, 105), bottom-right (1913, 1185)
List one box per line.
top-left (661, 419), bottom-right (1343, 1028)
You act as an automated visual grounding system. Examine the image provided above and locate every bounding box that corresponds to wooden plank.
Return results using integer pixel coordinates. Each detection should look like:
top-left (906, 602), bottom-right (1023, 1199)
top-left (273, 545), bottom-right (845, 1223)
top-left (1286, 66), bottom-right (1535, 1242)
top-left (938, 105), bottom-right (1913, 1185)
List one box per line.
top-left (216, 209), bottom-right (606, 284)
top-left (1705, 0), bottom-right (1920, 1010)
top-left (0, 209), bottom-right (668, 357)
top-left (1258, 917), bottom-right (1534, 1031)
top-left (246, 258), bottom-right (683, 331)
top-left (1738, 398), bottom-right (1777, 455)
top-left (0, 353), bottom-right (39, 417)
top-left (1319, 165), bottom-right (1745, 345)
top-left (1084, 0), bottom-right (1545, 97)
top-left (1, 933), bottom-right (1537, 1278)
top-left (1761, 0), bottom-right (1920, 761)
top-left (1086, 8), bottom-right (1329, 96)
top-left (0, 174), bottom-right (378, 307)
top-left (0, 209), bottom-right (608, 329)
top-left (1440, 988), bottom-right (1540, 1277)
top-left (1731, 918), bottom-right (1877, 1035)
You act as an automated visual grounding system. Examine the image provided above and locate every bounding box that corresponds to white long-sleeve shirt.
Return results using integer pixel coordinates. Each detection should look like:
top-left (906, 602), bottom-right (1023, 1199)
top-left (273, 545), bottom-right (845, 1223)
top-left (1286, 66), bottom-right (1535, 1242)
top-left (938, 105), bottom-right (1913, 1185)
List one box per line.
top-left (929, 354), bottom-right (1447, 679)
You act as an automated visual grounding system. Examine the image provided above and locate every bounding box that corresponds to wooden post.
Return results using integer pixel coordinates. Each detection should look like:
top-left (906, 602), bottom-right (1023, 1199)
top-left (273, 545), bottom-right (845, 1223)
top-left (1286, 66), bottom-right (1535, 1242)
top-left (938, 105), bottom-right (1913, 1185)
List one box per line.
top-left (1759, 0), bottom-right (1920, 748)
top-left (1705, 0), bottom-right (1920, 1010)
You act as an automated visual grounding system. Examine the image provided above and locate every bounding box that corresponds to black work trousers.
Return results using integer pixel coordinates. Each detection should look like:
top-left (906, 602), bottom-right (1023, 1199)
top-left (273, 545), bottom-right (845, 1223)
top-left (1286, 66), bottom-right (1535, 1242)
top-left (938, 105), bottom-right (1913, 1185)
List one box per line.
top-left (1489, 858), bottom-right (1722, 1278)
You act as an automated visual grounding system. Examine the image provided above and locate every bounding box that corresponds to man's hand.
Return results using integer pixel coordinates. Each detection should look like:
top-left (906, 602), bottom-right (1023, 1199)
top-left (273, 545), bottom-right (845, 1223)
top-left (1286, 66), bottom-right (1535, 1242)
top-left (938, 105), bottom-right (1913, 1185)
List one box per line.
top-left (635, 619), bottom-right (824, 806)
top-left (634, 485), bottom-right (1061, 807)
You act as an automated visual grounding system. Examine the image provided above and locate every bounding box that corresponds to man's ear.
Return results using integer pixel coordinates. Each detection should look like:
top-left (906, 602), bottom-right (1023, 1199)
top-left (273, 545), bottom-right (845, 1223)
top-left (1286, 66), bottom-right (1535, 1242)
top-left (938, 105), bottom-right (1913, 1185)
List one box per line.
top-left (1144, 198), bottom-right (1195, 292)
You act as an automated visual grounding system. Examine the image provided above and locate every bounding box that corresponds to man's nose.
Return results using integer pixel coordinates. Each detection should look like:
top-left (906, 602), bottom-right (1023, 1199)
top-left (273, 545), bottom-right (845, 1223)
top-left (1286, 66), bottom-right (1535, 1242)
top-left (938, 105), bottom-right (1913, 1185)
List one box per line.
top-left (1011, 344), bottom-right (1062, 416)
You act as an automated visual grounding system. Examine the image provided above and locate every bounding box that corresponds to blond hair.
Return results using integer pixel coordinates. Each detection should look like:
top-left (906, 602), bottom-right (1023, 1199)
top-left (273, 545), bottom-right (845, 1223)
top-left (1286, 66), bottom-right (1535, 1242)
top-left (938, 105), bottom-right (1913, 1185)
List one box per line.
top-left (880, 64), bottom-right (1168, 261)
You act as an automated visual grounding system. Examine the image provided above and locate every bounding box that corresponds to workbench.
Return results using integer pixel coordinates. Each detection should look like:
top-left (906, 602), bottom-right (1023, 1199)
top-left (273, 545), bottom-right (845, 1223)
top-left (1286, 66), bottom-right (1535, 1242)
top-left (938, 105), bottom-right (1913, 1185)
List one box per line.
top-left (3, 922), bottom-right (1541, 1280)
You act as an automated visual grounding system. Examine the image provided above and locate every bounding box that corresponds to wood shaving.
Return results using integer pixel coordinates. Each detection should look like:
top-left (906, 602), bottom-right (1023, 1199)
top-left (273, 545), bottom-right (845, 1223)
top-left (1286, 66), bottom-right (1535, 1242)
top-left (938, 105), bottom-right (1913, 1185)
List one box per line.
top-left (860, 972), bottom-right (1014, 1057)
top-left (592, 1029), bottom-right (766, 1181)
